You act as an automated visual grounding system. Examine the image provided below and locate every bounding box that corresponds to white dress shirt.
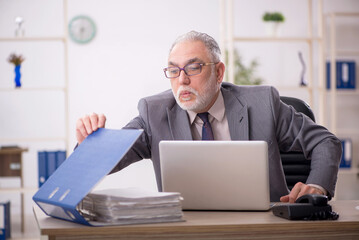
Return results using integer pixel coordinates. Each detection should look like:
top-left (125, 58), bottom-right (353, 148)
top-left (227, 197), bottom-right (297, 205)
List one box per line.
top-left (187, 91), bottom-right (231, 141)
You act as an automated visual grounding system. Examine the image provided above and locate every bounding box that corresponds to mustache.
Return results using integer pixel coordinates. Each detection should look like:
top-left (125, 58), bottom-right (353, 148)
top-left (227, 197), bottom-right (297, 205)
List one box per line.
top-left (176, 86), bottom-right (199, 98)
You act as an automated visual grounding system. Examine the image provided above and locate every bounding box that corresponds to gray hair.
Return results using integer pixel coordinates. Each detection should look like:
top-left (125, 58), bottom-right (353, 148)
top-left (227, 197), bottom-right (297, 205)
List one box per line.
top-left (169, 31), bottom-right (221, 62)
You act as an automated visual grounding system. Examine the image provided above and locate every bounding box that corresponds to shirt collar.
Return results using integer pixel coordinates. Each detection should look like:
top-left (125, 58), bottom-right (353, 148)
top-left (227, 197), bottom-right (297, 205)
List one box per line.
top-left (187, 90), bottom-right (226, 124)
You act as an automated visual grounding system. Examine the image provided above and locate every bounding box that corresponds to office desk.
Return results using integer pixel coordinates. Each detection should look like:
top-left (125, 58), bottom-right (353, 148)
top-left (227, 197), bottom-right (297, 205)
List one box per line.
top-left (34, 200), bottom-right (359, 240)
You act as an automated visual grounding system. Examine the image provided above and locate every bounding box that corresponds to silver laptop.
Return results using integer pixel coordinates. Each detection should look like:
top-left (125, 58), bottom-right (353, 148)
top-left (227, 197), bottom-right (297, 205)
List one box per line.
top-left (159, 141), bottom-right (270, 211)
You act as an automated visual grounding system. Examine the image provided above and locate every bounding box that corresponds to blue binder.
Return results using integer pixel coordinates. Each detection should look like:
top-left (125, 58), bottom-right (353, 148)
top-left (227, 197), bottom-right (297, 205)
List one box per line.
top-left (56, 151), bottom-right (67, 168)
top-left (326, 61), bottom-right (356, 89)
top-left (38, 151), bottom-right (48, 187)
top-left (47, 151), bottom-right (57, 178)
top-left (38, 150), bottom-right (68, 187)
top-left (32, 128), bottom-right (143, 226)
top-left (339, 139), bottom-right (352, 168)
top-left (0, 201), bottom-right (10, 240)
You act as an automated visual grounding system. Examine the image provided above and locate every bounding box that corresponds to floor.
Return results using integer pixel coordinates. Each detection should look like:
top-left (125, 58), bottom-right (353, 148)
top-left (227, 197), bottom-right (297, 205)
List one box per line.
top-left (9, 213), bottom-right (40, 240)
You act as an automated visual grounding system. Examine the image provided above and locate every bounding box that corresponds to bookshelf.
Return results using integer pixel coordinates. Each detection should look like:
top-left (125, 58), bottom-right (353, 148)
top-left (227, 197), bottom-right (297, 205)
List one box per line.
top-left (220, 0), bottom-right (359, 199)
top-left (220, 0), bottom-right (325, 124)
top-left (0, 0), bottom-right (69, 232)
top-left (0, 147), bottom-right (28, 233)
top-left (324, 12), bottom-right (359, 135)
top-left (324, 12), bottom-right (359, 199)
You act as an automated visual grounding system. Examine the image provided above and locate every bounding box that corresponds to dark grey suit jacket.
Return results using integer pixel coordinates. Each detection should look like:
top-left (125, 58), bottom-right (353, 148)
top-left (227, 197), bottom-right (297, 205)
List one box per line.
top-left (113, 82), bottom-right (342, 202)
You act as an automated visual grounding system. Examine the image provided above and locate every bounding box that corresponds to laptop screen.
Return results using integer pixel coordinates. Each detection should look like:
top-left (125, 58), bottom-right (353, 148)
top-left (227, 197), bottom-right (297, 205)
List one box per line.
top-left (159, 141), bottom-right (270, 211)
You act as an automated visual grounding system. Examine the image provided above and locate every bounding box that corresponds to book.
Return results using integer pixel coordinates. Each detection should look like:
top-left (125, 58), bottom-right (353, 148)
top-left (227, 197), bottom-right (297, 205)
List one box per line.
top-left (77, 188), bottom-right (183, 226)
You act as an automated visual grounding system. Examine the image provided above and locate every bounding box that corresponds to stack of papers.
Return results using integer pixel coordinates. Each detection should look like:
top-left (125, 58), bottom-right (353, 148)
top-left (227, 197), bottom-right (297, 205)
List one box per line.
top-left (77, 188), bottom-right (184, 226)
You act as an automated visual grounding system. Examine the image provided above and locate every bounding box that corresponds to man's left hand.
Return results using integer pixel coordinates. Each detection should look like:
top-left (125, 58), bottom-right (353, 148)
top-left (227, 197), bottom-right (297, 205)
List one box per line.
top-left (280, 182), bottom-right (324, 203)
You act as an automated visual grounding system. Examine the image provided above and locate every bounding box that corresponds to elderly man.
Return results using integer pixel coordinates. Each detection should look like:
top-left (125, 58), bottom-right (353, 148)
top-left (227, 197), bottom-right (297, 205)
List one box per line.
top-left (76, 31), bottom-right (342, 203)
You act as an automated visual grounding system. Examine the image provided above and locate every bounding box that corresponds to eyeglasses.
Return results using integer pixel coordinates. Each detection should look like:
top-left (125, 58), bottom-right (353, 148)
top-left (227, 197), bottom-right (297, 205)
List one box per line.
top-left (163, 62), bottom-right (217, 79)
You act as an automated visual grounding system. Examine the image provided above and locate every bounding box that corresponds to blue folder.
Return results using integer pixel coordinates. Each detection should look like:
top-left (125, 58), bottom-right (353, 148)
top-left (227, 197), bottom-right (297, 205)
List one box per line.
top-left (38, 150), bottom-right (67, 187)
top-left (47, 151), bottom-right (57, 178)
top-left (326, 61), bottom-right (356, 89)
top-left (32, 128), bottom-right (143, 226)
top-left (56, 151), bottom-right (67, 168)
top-left (38, 151), bottom-right (48, 187)
top-left (339, 139), bottom-right (352, 168)
top-left (0, 201), bottom-right (11, 240)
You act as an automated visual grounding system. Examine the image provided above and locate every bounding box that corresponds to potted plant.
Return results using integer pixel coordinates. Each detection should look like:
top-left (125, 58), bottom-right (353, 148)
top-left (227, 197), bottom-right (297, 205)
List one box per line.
top-left (7, 53), bottom-right (25, 88)
top-left (225, 49), bottom-right (263, 86)
top-left (262, 12), bottom-right (285, 37)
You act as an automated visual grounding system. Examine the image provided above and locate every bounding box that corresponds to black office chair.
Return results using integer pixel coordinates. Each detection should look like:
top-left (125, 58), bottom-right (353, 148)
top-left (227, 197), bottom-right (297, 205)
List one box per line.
top-left (279, 96), bottom-right (315, 190)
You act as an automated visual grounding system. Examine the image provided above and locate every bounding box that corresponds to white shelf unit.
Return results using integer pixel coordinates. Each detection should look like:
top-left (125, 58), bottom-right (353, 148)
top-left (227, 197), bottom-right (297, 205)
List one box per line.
top-left (220, 1), bottom-right (359, 199)
top-left (324, 12), bottom-right (359, 135)
top-left (0, 0), bottom-right (69, 147)
top-left (324, 12), bottom-right (359, 199)
top-left (0, 37), bottom-right (69, 147)
top-left (0, 87), bottom-right (66, 91)
top-left (0, 0), bottom-right (69, 232)
top-left (220, 0), bottom-right (325, 125)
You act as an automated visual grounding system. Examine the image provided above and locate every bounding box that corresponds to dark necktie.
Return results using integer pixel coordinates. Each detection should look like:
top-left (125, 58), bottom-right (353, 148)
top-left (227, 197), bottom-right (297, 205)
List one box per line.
top-left (197, 112), bottom-right (214, 140)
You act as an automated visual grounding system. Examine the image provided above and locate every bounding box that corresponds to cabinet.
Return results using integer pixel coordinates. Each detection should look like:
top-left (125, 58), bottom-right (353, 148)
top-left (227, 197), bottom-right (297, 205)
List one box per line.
top-left (0, 147), bottom-right (27, 232)
top-left (324, 12), bottom-right (359, 199)
top-left (220, 0), bottom-right (325, 124)
top-left (0, 0), bottom-right (69, 232)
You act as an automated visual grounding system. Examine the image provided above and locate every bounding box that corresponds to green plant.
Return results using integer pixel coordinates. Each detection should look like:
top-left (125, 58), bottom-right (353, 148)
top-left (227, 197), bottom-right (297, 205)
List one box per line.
top-left (262, 12), bottom-right (285, 22)
top-left (225, 50), bottom-right (263, 86)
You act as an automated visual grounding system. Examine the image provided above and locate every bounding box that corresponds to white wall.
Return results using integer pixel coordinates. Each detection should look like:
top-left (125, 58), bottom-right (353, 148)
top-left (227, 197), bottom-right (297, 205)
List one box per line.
top-left (0, 0), bottom-right (221, 214)
top-left (0, 0), bottom-right (358, 215)
top-left (66, 0), bottom-right (220, 192)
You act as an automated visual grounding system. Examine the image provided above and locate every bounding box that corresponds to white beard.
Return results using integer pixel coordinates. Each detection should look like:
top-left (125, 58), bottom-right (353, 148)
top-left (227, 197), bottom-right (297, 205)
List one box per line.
top-left (173, 74), bottom-right (218, 112)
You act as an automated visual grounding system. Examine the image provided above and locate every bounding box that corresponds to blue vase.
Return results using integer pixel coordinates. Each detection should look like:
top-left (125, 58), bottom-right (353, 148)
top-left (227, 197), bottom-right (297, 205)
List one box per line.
top-left (14, 65), bottom-right (22, 88)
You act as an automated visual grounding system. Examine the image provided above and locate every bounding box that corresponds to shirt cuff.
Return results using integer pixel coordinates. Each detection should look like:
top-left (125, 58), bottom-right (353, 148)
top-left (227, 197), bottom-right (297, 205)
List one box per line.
top-left (307, 184), bottom-right (328, 196)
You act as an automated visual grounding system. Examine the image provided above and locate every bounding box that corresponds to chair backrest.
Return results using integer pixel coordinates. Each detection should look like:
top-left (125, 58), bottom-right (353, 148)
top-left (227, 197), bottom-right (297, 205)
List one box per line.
top-left (279, 96), bottom-right (315, 190)
top-left (280, 96), bottom-right (315, 122)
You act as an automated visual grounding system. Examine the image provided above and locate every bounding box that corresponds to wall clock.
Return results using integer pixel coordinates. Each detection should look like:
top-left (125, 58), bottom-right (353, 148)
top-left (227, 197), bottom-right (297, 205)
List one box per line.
top-left (68, 15), bottom-right (96, 44)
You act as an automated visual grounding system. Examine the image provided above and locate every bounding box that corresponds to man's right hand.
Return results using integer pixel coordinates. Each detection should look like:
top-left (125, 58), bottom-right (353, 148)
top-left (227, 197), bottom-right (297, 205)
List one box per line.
top-left (76, 113), bottom-right (106, 144)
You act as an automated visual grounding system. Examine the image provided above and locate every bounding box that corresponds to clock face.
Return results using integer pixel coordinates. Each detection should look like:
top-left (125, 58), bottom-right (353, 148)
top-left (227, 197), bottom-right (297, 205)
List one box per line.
top-left (68, 15), bottom-right (96, 44)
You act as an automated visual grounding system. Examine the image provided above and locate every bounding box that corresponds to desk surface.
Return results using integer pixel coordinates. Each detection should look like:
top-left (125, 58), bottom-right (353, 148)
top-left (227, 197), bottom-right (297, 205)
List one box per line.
top-left (34, 200), bottom-right (359, 240)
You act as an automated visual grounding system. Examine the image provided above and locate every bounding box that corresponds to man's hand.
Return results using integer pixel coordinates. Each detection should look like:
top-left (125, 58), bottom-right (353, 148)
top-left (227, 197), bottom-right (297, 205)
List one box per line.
top-left (76, 113), bottom-right (106, 144)
top-left (280, 182), bottom-right (324, 203)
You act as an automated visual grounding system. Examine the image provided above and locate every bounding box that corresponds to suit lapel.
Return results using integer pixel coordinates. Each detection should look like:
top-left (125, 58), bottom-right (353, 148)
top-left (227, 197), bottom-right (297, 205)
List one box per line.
top-left (167, 104), bottom-right (193, 140)
top-left (222, 88), bottom-right (249, 140)
top-left (166, 86), bottom-right (249, 141)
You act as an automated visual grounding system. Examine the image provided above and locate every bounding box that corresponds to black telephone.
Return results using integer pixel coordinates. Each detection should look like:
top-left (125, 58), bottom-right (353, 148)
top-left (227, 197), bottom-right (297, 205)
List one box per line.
top-left (272, 194), bottom-right (339, 220)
